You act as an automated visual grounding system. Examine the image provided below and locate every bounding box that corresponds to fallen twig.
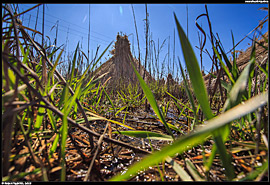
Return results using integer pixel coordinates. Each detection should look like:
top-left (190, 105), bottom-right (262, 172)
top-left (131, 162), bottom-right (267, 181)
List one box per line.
top-left (84, 122), bottom-right (109, 181)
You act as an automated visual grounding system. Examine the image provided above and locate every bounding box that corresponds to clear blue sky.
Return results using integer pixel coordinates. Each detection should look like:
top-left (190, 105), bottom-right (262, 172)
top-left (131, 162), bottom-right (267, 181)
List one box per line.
top-left (17, 3), bottom-right (268, 79)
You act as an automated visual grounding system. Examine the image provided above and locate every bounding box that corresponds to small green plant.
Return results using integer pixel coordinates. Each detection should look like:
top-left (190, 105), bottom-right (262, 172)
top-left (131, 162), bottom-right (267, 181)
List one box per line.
top-left (117, 84), bottom-right (146, 113)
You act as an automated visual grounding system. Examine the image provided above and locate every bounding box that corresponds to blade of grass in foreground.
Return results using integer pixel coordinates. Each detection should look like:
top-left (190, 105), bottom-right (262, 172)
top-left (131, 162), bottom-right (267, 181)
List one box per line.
top-left (34, 100), bottom-right (46, 130)
top-left (69, 43), bottom-right (79, 85)
top-left (60, 83), bottom-right (69, 181)
top-left (130, 58), bottom-right (174, 140)
top-left (178, 58), bottom-right (198, 127)
top-left (110, 91), bottom-right (268, 181)
top-left (174, 13), bottom-right (235, 180)
top-left (61, 81), bottom-right (83, 181)
top-left (174, 13), bottom-right (213, 120)
top-left (91, 41), bottom-right (113, 72)
top-left (223, 57), bottom-right (255, 112)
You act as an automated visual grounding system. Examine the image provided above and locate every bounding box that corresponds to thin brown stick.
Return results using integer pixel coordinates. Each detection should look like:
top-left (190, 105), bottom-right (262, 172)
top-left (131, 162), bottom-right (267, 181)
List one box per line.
top-left (2, 99), bottom-right (40, 120)
top-left (84, 122), bottom-right (110, 181)
top-left (14, 3), bottom-right (42, 18)
top-left (226, 15), bottom-right (268, 54)
top-left (131, 4), bottom-right (141, 73)
top-left (143, 4), bottom-right (149, 81)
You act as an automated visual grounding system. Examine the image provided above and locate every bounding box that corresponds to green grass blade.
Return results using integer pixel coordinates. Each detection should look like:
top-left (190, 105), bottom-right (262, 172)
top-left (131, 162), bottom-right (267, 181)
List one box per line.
top-left (218, 44), bottom-right (233, 77)
top-left (75, 54), bottom-right (105, 91)
top-left (204, 144), bottom-right (217, 173)
top-left (102, 86), bottom-right (116, 114)
top-left (185, 158), bottom-right (205, 181)
top-left (107, 119), bottom-right (135, 130)
top-left (60, 85), bottom-right (69, 181)
top-left (59, 78), bottom-right (82, 181)
top-left (130, 59), bottom-right (174, 140)
top-left (174, 13), bottom-right (237, 179)
top-left (91, 41), bottom-right (113, 71)
top-left (178, 58), bottom-right (199, 125)
top-left (166, 122), bottom-right (183, 134)
top-left (85, 111), bottom-right (135, 130)
top-left (49, 133), bottom-right (59, 159)
top-left (166, 156), bottom-right (193, 181)
top-left (52, 49), bottom-right (63, 74)
top-left (174, 13), bottom-right (213, 120)
top-left (212, 130), bottom-right (235, 180)
top-left (117, 91), bottom-right (126, 103)
top-left (96, 86), bottom-right (104, 109)
top-left (48, 49), bottom-right (63, 100)
top-left (231, 31), bottom-right (240, 80)
top-left (67, 83), bottom-right (82, 114)
top-left (21, 45), bottom-right (30, 65)
top-left (110, 91), bottom-right (268, 181)
top-left (115, 106), bottom-right (127, 116)
top-left (34, 101), bottom-right (46, 130)
top-left (75, 116), bottom-right (106, 124)
top-left (209, 72), bottom-right (234, 95)
top-left (47, 44), bottom-right (64, 60)
top-left (58, 83), bottom-right (68, 109)
top-left (213, 47), bottom-right (235, 84)
top-left (47, 109), bottom-right (57, 131)
top-left (166, 91), bottom-right (193, 112)
top-left (113, 130), bottom-right (173, 141)
top-left (69, 42), bottom-right (80, 85)
top-left (58, 82), bottom-right (72, 181)
top-left (256, 62), bottom-right (268, 78)
top-left (2, 168), bottom-right (41, 181)
top-left (248, 42), bottom-right (256, 99)
top-left (122, 107), bottom-right (128, 125)
top-left (223, 58), bottom-right (255, 112)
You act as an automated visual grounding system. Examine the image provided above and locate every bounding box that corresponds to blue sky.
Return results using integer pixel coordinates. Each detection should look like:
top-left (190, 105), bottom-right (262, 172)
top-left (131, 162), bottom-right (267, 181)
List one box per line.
top-left (17, 3), bottom-right (268, 78)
